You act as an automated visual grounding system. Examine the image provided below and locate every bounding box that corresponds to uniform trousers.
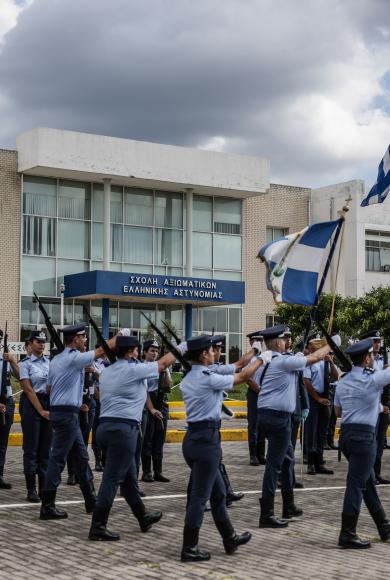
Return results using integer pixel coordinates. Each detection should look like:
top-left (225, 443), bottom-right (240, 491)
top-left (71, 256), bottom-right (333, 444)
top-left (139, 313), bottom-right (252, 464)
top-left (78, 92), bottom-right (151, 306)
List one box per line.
top-left (375, 413), bottom-right (389, 472)
top-left (135, 408), bottom-right (148, 474)
top-left (306, 396), bottom-right (330, 460)
top-left (0, 397), bottom-right (14, 476)
top-left (258, 409), bottom-right (294, 498)
top-left (20, 393), bottom-right (52, 476)
top-left (91, 399), bottom-right (101, 460)
top-left (68, 400), bottom-right (96, 476)
top-left (95, 419), bottom-right (141, 509)
top-left (340, 423), bottom-right (382, 516)
top-left (183, 421), bottom-right (229, 530)
top-left (141, 391), bottom-right (168, 471)
top-left (44, 407), bottom-right (93, 491)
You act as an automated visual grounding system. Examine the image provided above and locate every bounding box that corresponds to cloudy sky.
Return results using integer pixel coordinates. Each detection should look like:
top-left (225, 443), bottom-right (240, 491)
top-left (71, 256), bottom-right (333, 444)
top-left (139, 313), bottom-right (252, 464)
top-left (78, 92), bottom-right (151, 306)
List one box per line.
top-left (0, 0), bottom-right (389, 188)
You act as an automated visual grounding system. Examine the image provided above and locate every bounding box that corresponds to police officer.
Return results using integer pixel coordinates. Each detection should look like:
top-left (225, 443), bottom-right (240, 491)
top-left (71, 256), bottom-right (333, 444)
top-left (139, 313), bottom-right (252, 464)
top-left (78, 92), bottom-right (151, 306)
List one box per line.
top-left (91, 349), bottom-right (110, 472)
top-left (303, 337), bottom-right (339, 475)
top-left (180, 334), bottom-right (271, 562)
top-left (19, 331), bottom-right (52, 502)
top-left (141, 339), bottom-right (171, 483)
top-left (335, 338), bottom-right (390, 549)
top-left (88, 334), bottom-right (179, 541)
top-left (359, 330), bottom-right (390, 484)
top-left (40, 324), bottom-right (117, 520)
top-left (257, 325), bottom-right (335, 528)
top-left (0, 336), bottom-right (19, 489)
top-left (246, 331), bottom-right (266, 466)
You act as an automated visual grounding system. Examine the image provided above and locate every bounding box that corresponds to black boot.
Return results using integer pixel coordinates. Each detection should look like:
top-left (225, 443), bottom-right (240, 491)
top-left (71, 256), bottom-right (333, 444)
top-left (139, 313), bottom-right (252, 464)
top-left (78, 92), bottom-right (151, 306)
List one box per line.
top-left (141, 456), bottom-right (154, 482)
top-left (281, 489), bottom-right (303, 519)
top-left (25, 473), bottom-right (40, 503)
top-left (216, 520), bottom-right (252, 555)
top-left (93, 449), bottom-right (104, 472)
top-left (88, 506), bottom-right (120, 541)
top-left (67, 473), bottom-right (77, 486)
top-left (153, 458), bottom-right (170, 483)
top-left (226, 491), bottom-right (245, 506)
top-left (369, 507), bottom-right (390, 541)
top-left (40, 490), bottom-right (68, 520)
top-left (314, 452), bottom-right (334, 474)
top-left (131, 500), bottom-right (162, 532)
top-left (259, 496), bottom-right (288, 528)
top-left (95, 460), bottom-right (103, 473)
top-left (307, 452), bottom-right (316, 475)
top-left (374, 460), bottom-right (390, 484)
top-left (249, 442), bottom-right (260, 465)
top-left (38, 474), bottom-right (45, 500)
top-left (338, 513), bottom-right (371, 549)
top-left (0, 467), bottom-right (12, 489)
top-left (80, 480), bottom-right (97, 514)
top-left (181, 526), bottom-right (211, 562)
top-left (257, 439), bottom-right (266, 465)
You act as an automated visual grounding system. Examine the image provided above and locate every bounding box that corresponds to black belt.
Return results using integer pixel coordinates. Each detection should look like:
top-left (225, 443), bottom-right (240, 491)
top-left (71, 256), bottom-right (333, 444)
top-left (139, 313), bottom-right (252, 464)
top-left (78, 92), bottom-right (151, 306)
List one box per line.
top-left (99, 417), bottom-right (139, 427)
top-left (187, 420), bottom-right (221, 430)
top-left (258, 408), bottom-right (291, 418)
top-left (49, 405), bottom-right (80, 413)
top-left (340, 423), bottom-right (375, 435)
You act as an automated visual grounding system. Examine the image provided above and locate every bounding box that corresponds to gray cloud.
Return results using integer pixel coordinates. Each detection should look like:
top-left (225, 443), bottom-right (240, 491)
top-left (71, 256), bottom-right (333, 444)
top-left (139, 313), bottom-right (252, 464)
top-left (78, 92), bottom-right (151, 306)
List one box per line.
top-left (0, 0), bottom-right (390, 187)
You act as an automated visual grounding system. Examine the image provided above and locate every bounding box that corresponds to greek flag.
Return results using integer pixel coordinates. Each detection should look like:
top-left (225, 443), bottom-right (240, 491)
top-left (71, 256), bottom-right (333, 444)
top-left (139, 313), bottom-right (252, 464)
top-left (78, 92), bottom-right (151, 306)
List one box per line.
top-left (258, 219), bottom-right (342, 306)
top-left (361, 145), bottom-right (390, 207)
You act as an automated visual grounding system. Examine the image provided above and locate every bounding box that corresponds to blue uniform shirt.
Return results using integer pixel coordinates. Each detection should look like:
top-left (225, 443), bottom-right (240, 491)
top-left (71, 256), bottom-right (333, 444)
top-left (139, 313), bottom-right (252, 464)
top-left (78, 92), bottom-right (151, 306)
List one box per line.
top-left (19, 354), bottom-right (50, 394)
top-left (180, 365), bottom-right (234, 422)
top-left (303, 361), bottom-right (325, 394)
top-left (0, 356), bottom-right (12, 397)
top-left (258, 352), bottom-right (307, 413)
top-left (209, 362), bottom-right (236, 375)
top-left (334, 366), bottom-right (390, 427)
top-left (48, 348), bottom-right (95, 408)
top-left (374, 356), bottom-right (384, 372)
top-left (99, 359), bottom-right (159, 421)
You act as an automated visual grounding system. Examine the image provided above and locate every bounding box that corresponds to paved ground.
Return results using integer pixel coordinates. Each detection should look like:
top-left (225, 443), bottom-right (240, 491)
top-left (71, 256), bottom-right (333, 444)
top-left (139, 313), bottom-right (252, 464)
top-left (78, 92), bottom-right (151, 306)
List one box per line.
top-left (1, 440), bottom-right (390, 579)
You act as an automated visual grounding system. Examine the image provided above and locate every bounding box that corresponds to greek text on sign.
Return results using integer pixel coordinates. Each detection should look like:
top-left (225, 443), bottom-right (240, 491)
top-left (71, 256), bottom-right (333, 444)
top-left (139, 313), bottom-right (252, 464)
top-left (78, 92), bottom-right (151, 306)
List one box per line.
top-left (123, 276), bottom-right (223, 300)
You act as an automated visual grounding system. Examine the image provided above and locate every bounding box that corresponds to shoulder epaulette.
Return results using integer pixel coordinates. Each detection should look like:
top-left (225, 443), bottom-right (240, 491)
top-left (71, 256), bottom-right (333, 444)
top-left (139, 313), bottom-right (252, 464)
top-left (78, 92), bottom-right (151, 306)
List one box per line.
top-left (364, 367), bottom-right (375, 374)
top-left (202, 369), bottom-right (213, 375)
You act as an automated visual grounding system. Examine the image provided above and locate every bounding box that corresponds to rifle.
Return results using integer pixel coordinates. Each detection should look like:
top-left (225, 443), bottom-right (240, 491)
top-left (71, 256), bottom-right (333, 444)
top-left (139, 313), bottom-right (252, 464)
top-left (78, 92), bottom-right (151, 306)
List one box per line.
top-left (81, 336), bottom-right (94, 427)
top-left (82, 305), bottom-right (116, 364)
top-left (0, 324), bottom-right (10, 426)
top-left (316, 321), bottom-right (352, 372)
top-left (161, 320), bottom-right (180, 345)
top-left (33, 293), bottom-right (64, 355)
top-left (140, 312), bottom-right (191, 373)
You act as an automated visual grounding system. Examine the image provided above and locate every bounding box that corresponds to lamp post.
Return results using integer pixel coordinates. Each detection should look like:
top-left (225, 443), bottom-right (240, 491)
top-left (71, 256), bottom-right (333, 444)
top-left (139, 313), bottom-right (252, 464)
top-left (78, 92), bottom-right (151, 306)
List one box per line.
top-left (60, 283), bottom-right (65, 328)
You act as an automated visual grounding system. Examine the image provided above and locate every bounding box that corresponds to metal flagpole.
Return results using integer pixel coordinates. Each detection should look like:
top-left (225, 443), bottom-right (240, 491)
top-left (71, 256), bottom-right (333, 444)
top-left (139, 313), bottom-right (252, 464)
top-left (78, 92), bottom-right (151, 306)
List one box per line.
top-left (300, 419), bottom-right (304, 483)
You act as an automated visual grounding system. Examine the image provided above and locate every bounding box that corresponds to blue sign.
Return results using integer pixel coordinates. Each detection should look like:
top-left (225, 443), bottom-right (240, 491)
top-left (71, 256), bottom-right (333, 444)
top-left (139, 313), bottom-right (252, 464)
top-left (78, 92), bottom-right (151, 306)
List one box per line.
top-left (64, 270), bottom-right (245, 305)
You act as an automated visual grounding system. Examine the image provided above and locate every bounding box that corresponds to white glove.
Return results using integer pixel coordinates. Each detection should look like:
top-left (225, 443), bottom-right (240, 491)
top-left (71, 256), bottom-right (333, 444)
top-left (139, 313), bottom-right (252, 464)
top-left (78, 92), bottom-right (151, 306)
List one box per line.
top-left (331, 334), bottom-right (341, 347)
top-left (259, 350), bottom-right (273, 365)
top-left (251, 340), bottom-right (262, 354)
top-left (176, 341), bottom-right (188, 355)
top-left (118, 328), bottom-right (131, 336)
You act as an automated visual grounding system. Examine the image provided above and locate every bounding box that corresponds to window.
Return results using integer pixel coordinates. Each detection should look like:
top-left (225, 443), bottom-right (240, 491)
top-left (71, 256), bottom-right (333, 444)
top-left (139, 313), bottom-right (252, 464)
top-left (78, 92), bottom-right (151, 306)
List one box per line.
top-left (123, 226), bottom-right (153, 264)
top-left (23, 176), bottom-right (57, 217)
top-left (58, 180), bottom-right (91, 220)
top-left (124, 188), bottom-right (153, 226)
top-left (266, 314), bottom-right (281, 328)
top-left (23, 216), bottom-right (56, 256)
top-left (193, 233), bottom-right (212, 268)
top-left (58, 220), bottom-right (90, 259)
top-left (266, 226), bottom-right (288, 243)
top-left (155, 191), bottom-right (183, 228)
top-left (214, 198), bottom-right (241, 234)
top-left (22, 256), bottom-right (56, 296)
top-left (365, 236), bottom-right (390, 271)
top-left (213, 235), bottom-right (241, 269)
top-left (154, 229), bottom-right (183, 267)
top-left (193, 195), bottom-right (212, 231)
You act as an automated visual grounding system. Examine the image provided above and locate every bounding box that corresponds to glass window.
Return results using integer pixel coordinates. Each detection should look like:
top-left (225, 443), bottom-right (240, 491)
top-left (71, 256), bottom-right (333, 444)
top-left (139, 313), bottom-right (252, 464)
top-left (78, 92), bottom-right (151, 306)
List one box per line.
top-left (64, 301), bottom-right (74, 325)
top-left (22, 256), bottom-right (56, 296)
top-left (91, 301), bottom-right (103, 327)
top-left (92, 185), bottom-right (103, 221)
top-left (365, 239), bottom-right (390, 272)
top-left (192, 269), bottom-right (212, 279)
top-left (228, 333), bottom-right (241, 362)
top-left (23, 176), bottom-right (57, 217)
top-left (214, 270), bottom-right (242, 281)
top-left (266, 314), bottom-right (281, 328)
top-left (154, 229), bottom-right (183, 266)
top-left (74, 301), bottom-right (87, 325)
top-left (58, 180), bottom-right (91, 220)
top-left (202, 309), bottom-right (217, 332)
top-left (216, 308), bottom-right (227, 332)
top-left (122, 264), bottom-right (153, 274)
top-left (23, 216), bottom-right (56, 256)
top-left (213, 235), bottom-right (241, 269)
top-left (58, 220), bottom-right (90, 259)
top-left (155, 191), bottom-right (183, 228)
top-left (109, 301), bottom-right (118, 327)
top-left (214, 198), bottom-right (241, 234)
top-left (119, 303), bottom-right (132, 328)
top-left (266, 226), bottom-right (288, 243)
top-left (124, 188), bottom-right (153, 226)
top-left (193, 195), bottom-right (212, 231)
top-left (157, 305), bottom-right (183, 332)
top-left (132, 304), bottom-right (156, 329)
top-left (57, 260), bottom-right (89, 293)
top-left (229, 308), bottom-right (241, 333)
top-left (193, 233), bottom-right (212, 268)
top-left (111, 224), bottom-right (123, 262)
top-left (92, 223), bottom-right (103, 260)
top-left (110, 188), bottom-right (123, 223)
top-left (38, 299), bottom-right (60, 325)
top-left (21, 296), bottom-right (38, 325)
top-left (154, 266), bottom-right (183, 276)
top-left (123, 226), bottom-right (153, 264)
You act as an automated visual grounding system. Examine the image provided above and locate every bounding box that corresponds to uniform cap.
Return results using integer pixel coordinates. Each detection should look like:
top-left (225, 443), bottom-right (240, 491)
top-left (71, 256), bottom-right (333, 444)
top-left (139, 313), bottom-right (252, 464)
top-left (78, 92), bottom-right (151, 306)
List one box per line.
top-left (212, 335), bottom-right (226, 347)
top-left (187, 334), bottom-right (223, 352)
top-left (345, 338), bottom-right (374, 358)
top-left (284, 326), bottom-right (292, 337)
top-left (61, 324), bottom-right (86, 337)
top-left (359, 329), bottom-right (382, 341)
top-left (117, 336), bottom-right (140, 349)
top-left (143, 339), bottom-right (159, 351)
top-left (27, 330), bottom-right (47, 342)
top-left (246, 330), bottom-right (263, 340)
top-left (260, 325), bottom-right (287, 340)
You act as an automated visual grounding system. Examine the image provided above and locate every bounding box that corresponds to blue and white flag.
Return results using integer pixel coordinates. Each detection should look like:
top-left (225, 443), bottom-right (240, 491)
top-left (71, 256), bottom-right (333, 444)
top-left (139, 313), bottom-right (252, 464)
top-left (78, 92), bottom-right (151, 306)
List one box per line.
top-left (361, 145), bottom-right (390, 207)
top-left (258, 219), bottom-right (342, 306)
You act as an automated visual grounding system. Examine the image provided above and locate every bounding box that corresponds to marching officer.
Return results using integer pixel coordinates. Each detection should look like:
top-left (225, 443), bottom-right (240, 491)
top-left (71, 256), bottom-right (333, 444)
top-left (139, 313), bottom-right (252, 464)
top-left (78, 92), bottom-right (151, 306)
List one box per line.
top-left (19, 331), bottom-right (52, 501)
top-left (179, 334), bottom-right (271, 562)
top-left (335, 338), bottom-right (390, 549)
top-left (88, 334), bottom-right (179, 541)
top-left (246, 331), bottom-right (266, 466)
top-left (40, 324), bottom-right (117, 520)
top-left (303, 337), bottom-right (339, 475)
top-left (0, 337), bottom-right (19, 490)
top-left (257, 325), bottom-right (335, 528)
top-left (91, 349), bottom-right (110, 472)
top-left (359, 329), bottom-right (390, 484)
top-left (141, 339), bottom-right (171, 484)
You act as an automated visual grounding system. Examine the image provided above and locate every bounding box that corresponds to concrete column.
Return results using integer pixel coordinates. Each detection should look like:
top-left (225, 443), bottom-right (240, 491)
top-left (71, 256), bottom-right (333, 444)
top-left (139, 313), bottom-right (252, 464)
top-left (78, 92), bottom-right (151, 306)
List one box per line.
top-left (185, 188), bottom-right (193, 339)
top-left (103, 179), bottom-right (111, 270)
